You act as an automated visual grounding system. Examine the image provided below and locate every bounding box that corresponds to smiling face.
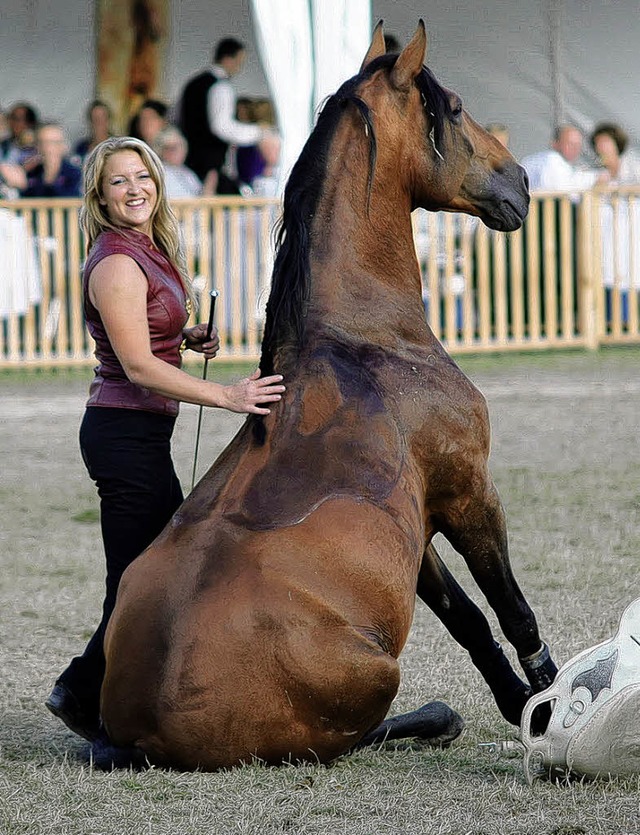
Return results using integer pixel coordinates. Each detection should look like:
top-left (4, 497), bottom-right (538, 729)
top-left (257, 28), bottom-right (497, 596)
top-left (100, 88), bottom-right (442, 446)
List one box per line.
top-left (100, 150), bottom-right (158, 236)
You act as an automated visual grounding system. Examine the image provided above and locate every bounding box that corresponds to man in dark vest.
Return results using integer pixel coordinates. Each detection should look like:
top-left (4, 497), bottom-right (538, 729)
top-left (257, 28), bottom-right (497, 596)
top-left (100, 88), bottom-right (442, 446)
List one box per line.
top-left (178, 38), bottom-right (269, 195)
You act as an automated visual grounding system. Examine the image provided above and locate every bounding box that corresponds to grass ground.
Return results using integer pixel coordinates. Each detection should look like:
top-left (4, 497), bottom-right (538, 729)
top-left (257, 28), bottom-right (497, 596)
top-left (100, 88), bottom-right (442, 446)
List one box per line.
top-left (1, 348), bottom-right (639, 834)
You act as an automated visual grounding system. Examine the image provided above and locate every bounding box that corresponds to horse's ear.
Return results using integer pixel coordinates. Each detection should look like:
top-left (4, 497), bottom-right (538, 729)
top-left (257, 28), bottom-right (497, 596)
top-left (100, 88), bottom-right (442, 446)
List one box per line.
top-left (390, 19), bottom-right (427, 91)
top-left (360, 20), bottom-right (386, 71)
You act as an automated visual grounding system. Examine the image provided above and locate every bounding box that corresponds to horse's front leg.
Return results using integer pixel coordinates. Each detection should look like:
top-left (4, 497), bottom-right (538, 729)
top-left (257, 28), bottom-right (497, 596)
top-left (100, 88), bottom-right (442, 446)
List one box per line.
top-left (434, 478), bottom-right (558, 698)
top-left (418, 542), bottom-right (533, 726)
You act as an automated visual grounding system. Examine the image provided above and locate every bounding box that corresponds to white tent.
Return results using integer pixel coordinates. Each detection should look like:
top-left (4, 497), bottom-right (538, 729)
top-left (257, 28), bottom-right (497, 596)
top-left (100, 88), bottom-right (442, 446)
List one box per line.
top-left (250, 0), bottom-right (371, 186)
top-left (2, 0), bottom-right (640, 167)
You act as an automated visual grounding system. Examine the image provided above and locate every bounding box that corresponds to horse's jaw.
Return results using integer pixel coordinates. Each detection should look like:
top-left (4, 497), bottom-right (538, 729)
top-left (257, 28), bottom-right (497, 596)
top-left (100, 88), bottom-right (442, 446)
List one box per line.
top-left (449, 160), bottom-right (530, 232)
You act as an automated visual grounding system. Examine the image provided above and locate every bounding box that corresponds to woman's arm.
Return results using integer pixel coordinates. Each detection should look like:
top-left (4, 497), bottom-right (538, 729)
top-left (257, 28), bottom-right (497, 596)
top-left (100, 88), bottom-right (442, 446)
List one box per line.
top-left (89, 253), bottom-right (284, 414)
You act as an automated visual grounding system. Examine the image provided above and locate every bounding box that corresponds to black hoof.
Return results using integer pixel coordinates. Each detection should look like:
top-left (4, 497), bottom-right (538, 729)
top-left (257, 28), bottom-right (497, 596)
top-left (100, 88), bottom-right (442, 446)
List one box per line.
top-left (357, 700), bottom-right (465, 750)
top-left (90, 731), bottom-right (148, 771)
top-left (494, 681), bottom-right (533, 727)
top-left (45, 683), bottom-right (101, 742)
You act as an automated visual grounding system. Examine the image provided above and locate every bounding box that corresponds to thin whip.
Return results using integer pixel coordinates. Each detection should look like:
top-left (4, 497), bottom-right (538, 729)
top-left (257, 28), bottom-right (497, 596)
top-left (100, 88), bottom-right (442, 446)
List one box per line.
top-left (190, 289), bottom-right (219, 492)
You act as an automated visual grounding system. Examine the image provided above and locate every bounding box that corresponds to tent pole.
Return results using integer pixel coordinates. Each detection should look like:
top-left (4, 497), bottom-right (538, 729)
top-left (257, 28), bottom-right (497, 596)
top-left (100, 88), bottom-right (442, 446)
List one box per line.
top-left (549, 0), bottom-right (564, 127)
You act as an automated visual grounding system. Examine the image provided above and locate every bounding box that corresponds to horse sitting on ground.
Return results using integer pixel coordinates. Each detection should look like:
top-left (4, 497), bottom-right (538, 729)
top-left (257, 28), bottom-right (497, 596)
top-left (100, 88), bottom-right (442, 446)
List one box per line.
top-left (96, 21), bottom-right (558, 771)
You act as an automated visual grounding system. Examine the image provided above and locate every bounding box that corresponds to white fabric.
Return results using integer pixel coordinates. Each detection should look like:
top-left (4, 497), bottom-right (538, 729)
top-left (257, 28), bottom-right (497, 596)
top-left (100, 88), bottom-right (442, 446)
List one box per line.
top-left (250, 0), bottom-right (314, 191)
top-left (310, 0), bottom-right (372, 114)
top-left (207, 66), bottom-right (264, 146)
top-left (520, 149), bottom-right (599, 193)
top-left (0, 210), bottom-right (42, 319)
top-left (250, 0), bottom-right (372, 193)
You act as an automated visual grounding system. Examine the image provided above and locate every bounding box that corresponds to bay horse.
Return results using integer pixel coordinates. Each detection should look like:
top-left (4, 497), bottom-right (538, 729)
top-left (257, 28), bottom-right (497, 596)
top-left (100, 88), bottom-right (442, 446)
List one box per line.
top-left (96, 22), bottom-right (558, 771)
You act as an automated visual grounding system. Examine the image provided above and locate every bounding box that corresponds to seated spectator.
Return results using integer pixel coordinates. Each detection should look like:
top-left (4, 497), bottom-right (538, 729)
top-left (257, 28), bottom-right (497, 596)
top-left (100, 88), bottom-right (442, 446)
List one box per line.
top-left (521, 124), bottom-right (604, 193)
top-left (235, 97), bottom-right (253, 124)
top-left (590, 122), bottom-right (640, 184)
top-left (152, 126), bottom-right (217, 197)
top-left (74, 100), bottom-right (113, 163)
top-left (1, 102), bottom-right (39, 167)
top-left (235, 98), bottom-right (281, 196)
top-left (21, 122), bottom-right (82, 198)
top-left (129, 99), bottom-right (168, 146)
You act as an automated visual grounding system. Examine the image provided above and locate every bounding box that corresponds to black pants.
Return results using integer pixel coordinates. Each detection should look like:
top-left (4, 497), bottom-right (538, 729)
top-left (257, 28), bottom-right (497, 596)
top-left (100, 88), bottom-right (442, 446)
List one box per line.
top-left (57, 407), bottom-right (183, 717)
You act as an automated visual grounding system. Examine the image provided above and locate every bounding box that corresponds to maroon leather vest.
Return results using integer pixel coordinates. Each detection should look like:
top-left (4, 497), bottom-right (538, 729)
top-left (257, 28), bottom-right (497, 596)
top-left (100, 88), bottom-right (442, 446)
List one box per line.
top-left (83, 229), bottom-right (189, 416)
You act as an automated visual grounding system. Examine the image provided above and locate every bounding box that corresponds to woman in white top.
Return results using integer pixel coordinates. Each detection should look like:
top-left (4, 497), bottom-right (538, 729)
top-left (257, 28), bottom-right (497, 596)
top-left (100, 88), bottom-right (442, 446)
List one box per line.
top-left (590, 122), bottom-right (640, 314)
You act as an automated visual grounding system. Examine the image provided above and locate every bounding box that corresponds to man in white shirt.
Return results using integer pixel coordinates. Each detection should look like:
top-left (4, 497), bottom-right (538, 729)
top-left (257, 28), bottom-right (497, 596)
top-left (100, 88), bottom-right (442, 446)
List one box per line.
top-left (179, 38), bottom-right (274, 194)
top-left (521, 124), bottom-right (602, 193)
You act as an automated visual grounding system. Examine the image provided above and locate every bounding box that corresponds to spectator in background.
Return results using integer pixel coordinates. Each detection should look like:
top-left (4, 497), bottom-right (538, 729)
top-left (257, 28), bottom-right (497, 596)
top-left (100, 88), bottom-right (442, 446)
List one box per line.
top-left (1, 102), bottom-right (39, 167)
top-left (74, 100), bottom-right (114, 163)
top-left (521, 124), bottom-right (604, 193)
top-left (384, 33), bottom-right (401, 53)
top-left (590, 122), bottom-right (640, 184)
top-left (21, 122), bottom-right (82, 198)
top-left (485, 122), bottom-right (510, 149)
top-left (153, 125), bottom-right (217, 197)
top-left (235, 98), bottom-right (281, 196)
top-left (129, 99), bottom-right (168, 146)
top-left (177, 37), bottom-right (274, 194)
top-left (590, 122), bottom-right (640, 324)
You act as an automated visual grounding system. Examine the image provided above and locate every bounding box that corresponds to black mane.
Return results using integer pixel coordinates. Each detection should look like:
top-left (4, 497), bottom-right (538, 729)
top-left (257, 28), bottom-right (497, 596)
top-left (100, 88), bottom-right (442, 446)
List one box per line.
top-left (257, 54), bottom-right (453, 378)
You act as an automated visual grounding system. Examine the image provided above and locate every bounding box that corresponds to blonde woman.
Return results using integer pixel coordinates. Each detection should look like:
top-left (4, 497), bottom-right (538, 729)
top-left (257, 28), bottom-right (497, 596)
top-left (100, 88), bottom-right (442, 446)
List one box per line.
top-left (45, 136), bottom-right (284, 741)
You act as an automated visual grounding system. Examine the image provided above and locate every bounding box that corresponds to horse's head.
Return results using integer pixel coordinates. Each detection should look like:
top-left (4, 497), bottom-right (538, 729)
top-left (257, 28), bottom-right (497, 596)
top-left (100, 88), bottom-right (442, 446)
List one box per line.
top-left (359, 21), bottom-right (529, 232)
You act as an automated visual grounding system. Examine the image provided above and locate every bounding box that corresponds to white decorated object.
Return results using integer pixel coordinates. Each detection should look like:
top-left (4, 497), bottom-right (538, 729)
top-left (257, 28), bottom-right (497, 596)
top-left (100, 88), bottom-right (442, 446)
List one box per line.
top-left (520, 597), bottom-right (640, 783)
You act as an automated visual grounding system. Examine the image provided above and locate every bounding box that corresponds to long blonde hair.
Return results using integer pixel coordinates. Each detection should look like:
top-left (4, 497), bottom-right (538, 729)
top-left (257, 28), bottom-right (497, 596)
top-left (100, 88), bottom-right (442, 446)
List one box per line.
top-left (80, 136), bottom-right (193, 301)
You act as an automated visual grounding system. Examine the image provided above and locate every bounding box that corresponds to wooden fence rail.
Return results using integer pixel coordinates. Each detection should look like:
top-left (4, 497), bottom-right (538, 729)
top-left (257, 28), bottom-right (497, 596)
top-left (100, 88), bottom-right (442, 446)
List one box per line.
top-left (1, 189), bottom-right (639, 368)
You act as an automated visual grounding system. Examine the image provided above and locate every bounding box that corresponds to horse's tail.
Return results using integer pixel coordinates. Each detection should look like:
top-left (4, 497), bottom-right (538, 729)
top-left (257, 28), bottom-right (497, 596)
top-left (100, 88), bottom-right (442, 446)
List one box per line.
top-left (90, 734), bottom-right (149, 771)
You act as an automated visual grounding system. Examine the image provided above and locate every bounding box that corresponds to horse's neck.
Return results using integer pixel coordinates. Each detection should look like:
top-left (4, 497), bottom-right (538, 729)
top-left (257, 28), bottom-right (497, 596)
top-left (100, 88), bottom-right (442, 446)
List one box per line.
top-left (306, 168), bottom-right (429, 350)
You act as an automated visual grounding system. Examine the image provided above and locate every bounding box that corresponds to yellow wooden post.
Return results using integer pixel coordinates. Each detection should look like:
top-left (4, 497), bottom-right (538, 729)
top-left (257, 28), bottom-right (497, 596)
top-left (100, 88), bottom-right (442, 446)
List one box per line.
top-left (577, 190), bottom-right (598, 351)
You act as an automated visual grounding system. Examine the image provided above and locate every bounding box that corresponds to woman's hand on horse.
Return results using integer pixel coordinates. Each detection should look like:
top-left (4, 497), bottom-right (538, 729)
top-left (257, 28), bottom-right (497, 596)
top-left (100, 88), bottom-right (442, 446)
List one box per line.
top-left (221, 369), bottom-right (285, 415)
top-left (183, 323), bottom-right (220, 359)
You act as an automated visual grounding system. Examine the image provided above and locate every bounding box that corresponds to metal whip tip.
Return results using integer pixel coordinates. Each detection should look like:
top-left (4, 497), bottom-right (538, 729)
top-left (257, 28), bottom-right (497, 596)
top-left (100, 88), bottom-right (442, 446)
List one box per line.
top-left (210, 289), bottom-right (220, 298)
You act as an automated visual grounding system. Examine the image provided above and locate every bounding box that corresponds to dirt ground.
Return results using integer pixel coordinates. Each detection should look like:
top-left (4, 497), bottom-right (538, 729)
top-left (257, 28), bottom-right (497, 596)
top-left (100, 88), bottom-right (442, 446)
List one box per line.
top-left (1, 349), bottom-right (639, 835)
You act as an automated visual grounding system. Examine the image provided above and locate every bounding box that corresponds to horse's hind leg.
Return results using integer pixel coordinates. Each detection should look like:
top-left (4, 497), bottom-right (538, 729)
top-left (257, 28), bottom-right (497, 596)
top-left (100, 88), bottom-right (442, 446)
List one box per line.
top-left (435, 480), bottom-right (558, 699)
top-left (418, 542), bottom-right (533, 725)
top-left (354, 699), bottom-right (465, 750)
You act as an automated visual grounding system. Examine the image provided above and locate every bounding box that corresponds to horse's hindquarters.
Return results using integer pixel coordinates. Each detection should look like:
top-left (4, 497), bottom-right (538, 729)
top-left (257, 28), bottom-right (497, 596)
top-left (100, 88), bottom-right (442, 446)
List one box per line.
top-left (102, 498), bottom-right (418, 770)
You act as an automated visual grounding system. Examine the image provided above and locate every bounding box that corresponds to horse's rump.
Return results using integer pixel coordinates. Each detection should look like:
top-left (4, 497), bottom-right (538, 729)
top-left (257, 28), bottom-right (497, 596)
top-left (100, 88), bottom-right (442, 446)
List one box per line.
top-left (103, 498), bottom-right (414, 768)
